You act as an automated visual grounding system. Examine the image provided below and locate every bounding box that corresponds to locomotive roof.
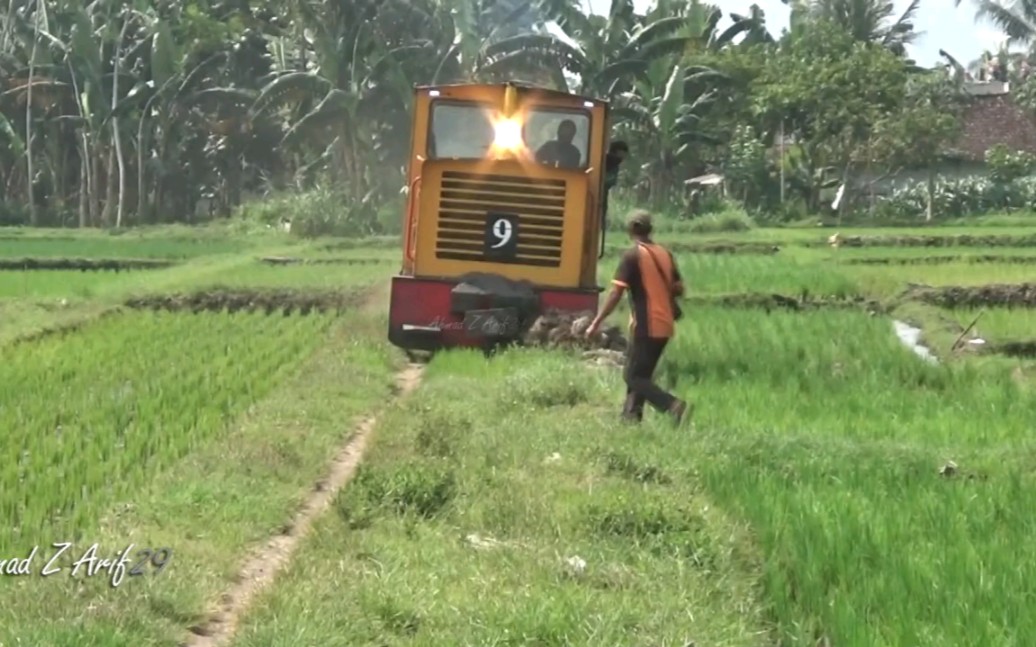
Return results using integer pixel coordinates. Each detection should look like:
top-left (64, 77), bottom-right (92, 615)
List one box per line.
top-left (413, 81), bottom-right (608, 106)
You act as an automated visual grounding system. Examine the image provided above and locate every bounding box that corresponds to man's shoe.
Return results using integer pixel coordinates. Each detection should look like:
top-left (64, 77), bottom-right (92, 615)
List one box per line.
top-left (669, 399), bottom-right (692, 427)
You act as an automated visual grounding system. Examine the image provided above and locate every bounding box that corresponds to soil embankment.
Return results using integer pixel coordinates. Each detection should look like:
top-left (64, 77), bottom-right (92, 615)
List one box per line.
top-left (124, 288), bottom-right (366, 315)
top-left (0, 257), bottom-right (175, 271)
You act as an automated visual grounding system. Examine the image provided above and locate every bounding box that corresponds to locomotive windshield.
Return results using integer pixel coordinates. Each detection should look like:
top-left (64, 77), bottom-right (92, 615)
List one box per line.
top-left (428, 100), bottom-right (590, 168)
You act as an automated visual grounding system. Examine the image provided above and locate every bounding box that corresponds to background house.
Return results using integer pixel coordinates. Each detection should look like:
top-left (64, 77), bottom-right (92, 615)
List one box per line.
top-left (856, 80), bottom-right (1036, 196)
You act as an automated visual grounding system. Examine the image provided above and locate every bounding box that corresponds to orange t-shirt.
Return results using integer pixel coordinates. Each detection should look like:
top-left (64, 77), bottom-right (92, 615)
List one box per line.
top-left (611, 241), bottom-right (683, 339)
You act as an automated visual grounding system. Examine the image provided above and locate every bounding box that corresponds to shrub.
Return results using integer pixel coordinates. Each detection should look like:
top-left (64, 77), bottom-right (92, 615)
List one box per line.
top-left (872, 174), bottom-right (1036, 220)
top-left (234, 185), bottom-right (385, 238)
top-left (687, 209), bottom-right (756, 233)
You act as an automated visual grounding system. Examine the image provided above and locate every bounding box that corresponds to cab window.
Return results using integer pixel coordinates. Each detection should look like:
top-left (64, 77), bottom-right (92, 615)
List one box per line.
top-left (523, 109), bottom-right (590, 169)
top-left (428, 102), bottom-right (494, 160)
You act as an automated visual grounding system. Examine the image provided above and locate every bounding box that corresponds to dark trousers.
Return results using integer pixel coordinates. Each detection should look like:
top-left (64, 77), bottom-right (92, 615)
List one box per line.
top-left (622, 335), bottom-right (677, 421)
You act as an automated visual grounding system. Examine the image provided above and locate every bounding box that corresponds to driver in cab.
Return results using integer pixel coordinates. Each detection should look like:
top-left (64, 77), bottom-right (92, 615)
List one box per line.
top-left (535, 120), bottom-right (582, 169)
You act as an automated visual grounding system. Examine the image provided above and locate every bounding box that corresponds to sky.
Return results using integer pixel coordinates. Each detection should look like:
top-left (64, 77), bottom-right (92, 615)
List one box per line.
top-left (579, 0), bottom-right (1012, 68)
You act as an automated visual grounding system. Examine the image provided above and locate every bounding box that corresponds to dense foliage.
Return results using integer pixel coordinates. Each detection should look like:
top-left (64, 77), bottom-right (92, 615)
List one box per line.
top-left (0, 0), bottom-right (1024, 232)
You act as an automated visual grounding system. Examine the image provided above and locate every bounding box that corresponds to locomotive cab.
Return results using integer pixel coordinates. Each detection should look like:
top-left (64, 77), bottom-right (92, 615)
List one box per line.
top-left (388, 82), bottom-right (610, 353)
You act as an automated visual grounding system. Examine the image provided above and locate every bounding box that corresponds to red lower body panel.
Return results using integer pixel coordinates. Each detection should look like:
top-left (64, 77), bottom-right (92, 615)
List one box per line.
top-left (388, 275), bottom-right (600, 351)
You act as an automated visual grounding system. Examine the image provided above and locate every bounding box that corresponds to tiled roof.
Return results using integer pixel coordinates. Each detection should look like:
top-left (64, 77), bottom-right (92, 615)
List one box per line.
top-left (950, 88), bottom-right (1036, 160)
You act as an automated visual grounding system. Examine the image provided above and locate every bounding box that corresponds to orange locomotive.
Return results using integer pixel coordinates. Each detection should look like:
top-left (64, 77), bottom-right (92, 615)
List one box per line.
top-left (388, 82), bottom-right (611, 354)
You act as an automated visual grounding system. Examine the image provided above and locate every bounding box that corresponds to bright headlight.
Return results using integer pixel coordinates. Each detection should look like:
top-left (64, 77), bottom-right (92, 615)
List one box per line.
top-left (492, 118), bottom-right (523, 151)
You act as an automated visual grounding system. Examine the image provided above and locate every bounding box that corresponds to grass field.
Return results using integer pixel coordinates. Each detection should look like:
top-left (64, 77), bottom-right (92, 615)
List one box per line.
top-left (2, 221), bottom-right (1036, 646)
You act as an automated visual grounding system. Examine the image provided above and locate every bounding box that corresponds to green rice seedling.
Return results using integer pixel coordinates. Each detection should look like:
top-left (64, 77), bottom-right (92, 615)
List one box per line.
top-left (0, 237), bottom-right (250, 259)
top-left (662, 307), bottom-right (1031, 445)
top-left (848, 261), bottom-right (1036, 299)
top-left (193, 262), bottom-right (393, 290)
top-left (666, 253), bottom-right (859, 297)
top-left (0, 310), bottom-right (335, 555)
top-left (0, 270), bottom-right (132, 297)
top-left (944, 307), bottom-right (1036, 343)
top-left (228, 348), bottom-right (767, 647)
top-left (827, 246), bottom-right (1036, 261)
top-left (650, 307), bottom-right (1036, 645)
top-left (0, 301), bottom-right (402, 644)
top-left (687, 430), bottom-right (1036, 647)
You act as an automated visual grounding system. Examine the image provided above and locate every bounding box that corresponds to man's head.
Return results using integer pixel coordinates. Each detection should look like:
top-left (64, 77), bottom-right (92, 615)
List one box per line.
top-left (557, 119), bottom-right (576, 143)
top-left (608, 140), bottom-right (629, 162)
top-left (626, 209), bottom-right (652, 239)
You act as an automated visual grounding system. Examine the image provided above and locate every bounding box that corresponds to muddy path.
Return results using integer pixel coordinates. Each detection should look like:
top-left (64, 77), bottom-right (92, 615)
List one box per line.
top-left (0, 257), bottom-right (176, 271)
top-left (901, 283), bottom-right (1036, 308)
top-left (182, 362), bottom-right (425, 647)
top-left (124, 288), bottom-right (367, 315)
top-left (258, 256), bottom-right (390, 266)
top-left (843, 254), bottom-right (1036, 266)
top-left (808, 234), bottom-right (1036, 248)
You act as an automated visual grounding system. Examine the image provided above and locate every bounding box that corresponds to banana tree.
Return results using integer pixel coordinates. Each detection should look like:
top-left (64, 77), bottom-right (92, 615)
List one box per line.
top-left (614, 62), bottom-right (722, 207)
top-left (485, 0), bottom-right (696, 97)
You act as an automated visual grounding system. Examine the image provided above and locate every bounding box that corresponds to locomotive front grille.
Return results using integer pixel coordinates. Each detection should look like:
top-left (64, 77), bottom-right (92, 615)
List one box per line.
top-left (435, 171), bottom-right (566, 268)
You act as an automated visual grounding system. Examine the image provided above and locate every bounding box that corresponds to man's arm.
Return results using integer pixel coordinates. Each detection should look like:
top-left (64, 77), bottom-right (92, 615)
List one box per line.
top-left (587, 251), bottom-right (634, 335)
top-left (590, 284), bottom-right (624, 330)
top-left (535, 141), bottom-right (554, 164)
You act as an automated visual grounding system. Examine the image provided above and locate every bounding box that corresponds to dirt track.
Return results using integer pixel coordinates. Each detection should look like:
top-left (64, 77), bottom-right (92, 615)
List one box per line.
top-left (182, 363), bottom-right (425, 647)
top-left (124, 288), bottom-right (366, 315)
top-left (0, 257), bottom-right (176, 271)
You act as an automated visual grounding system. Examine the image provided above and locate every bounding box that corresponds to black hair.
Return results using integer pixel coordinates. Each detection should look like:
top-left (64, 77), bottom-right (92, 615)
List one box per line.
top-left (629, 220), bottom-right (652, 236)
top-left (609, 140), bottom-right (629, 154)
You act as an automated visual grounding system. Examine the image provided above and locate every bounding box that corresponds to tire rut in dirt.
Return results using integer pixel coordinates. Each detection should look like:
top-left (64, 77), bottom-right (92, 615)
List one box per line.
top-left (124, 288), bottom-right (368, 315)
top-left (181, 363), bottom-right (424, 647)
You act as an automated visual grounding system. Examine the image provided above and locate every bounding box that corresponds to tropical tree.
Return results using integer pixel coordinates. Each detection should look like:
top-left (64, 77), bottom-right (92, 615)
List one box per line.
top-left (785, 0), bottom-right (921, 55)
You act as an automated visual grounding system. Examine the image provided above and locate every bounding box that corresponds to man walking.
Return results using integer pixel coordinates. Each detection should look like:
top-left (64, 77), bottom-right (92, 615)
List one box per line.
top-left (585, 210), bottom-right (689, 425)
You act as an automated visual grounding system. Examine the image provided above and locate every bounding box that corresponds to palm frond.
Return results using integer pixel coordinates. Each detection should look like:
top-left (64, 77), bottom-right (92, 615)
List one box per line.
top-left (251, 72), bottom-right (332, 117)
top-left (973, 0), bottom-right (1033, 43)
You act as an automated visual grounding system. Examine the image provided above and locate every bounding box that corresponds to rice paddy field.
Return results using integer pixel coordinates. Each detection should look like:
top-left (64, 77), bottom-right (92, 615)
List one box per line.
top-left (2, 221), bottom-right (1036, 646)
